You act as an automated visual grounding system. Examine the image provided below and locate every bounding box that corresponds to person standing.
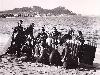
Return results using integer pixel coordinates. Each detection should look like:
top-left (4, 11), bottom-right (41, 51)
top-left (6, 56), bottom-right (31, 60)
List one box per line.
top-left (36, 27), bottom-right (48, 44)
top-left (51, 27), bottom-right (61, 49)
top-left (11, 20), bottom-right (24, 57)
top-left (25, 22), bottom-right (36, 57)
top-left (26, 22), bottom-right (35, 38)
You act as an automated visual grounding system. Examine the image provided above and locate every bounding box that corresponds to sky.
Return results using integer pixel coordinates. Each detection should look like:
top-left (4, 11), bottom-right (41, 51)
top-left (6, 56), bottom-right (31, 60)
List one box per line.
top-left (0, 0), bottom-right (100, 16)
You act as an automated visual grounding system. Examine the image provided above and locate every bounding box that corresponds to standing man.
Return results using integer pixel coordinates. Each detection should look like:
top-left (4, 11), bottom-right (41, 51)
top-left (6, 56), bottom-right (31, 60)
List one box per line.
top-left (11, 20), bottom-right (24, 57)
top-left (51, 27), bottom-right (61, 49)
top-left (26, 22), bottom-right (35, 38)
top-left (36, 27), bottom-right (48, 44)
top-left (12, 20), bottom-right (23, 41)
top-left (24, 22), bottom-right (36, 57)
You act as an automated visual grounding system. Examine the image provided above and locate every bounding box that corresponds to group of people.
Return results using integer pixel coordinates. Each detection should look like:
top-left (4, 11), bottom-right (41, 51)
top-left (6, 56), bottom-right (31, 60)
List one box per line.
top-left (5, 20), bottom-right (96, 69)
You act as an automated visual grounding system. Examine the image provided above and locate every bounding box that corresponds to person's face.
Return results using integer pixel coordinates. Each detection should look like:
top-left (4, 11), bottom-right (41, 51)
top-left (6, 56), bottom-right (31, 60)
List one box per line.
top-left (19, 21), bottom-right (23, 25)
top-left (18, 22), bottom-right (22, 26)
top-left (41, 30), bottom-right (44, 33)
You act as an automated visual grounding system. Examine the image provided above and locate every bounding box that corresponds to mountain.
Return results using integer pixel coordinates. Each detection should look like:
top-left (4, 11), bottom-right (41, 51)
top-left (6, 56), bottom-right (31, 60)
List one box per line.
top-left (0, 6), bottom-right (76, 18)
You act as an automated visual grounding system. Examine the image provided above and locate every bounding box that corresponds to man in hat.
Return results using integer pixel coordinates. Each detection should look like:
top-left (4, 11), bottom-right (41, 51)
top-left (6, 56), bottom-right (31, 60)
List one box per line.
top-left (36, 27), bottom-right (48, 43)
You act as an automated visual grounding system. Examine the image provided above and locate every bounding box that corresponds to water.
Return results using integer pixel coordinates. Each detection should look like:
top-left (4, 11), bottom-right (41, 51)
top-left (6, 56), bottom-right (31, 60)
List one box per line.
top-left (0, 33), bottom-right (11, 55)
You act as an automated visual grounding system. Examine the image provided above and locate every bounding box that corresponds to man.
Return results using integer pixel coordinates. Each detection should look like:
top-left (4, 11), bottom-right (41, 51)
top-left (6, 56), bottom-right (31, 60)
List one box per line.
top-left (26, 22), bottom-right (35, 37)
top-left (36, 27), bottom-right (48, 43)
top-left (12, 20), bottom-right (24, 41)
top-left (11, 20), bottom-right (24, 57)
top-left (52, 27), bottom-right (61, 39)
top-left (24, 22), bottom-right (37, 57)
top-left (51, 27), bottom-right (61, 48)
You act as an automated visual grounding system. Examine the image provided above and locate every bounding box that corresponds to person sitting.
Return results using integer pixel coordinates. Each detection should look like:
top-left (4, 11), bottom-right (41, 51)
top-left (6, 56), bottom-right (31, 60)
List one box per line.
top-left (37, 40), bottom-right (50, 65)
top-left (62, 45), bottom-right (78, 69)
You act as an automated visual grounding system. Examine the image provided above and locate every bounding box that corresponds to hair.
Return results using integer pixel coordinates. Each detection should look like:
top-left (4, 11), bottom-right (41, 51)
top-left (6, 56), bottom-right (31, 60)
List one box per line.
top-left (41, 27), bottom-right (45, 31)
top-left (19, 20), bottom-right (23, 23)
top-left (78, 31), bottom-right (83, 35)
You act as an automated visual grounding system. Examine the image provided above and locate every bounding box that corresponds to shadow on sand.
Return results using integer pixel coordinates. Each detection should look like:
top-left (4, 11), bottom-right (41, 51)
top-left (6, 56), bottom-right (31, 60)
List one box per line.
top-left (93, 63), bottom-right (100, 70)
top-left (77, 63), bottom-right (100, 71)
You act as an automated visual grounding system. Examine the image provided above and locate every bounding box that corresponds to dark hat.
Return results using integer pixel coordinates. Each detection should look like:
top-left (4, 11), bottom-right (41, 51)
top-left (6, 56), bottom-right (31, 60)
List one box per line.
top-left (53, 27), bottom-right (57, 30)
top-left (30, 22), bottom-right (35, 27)
top-left (31, 22), bottom-right (35, 25)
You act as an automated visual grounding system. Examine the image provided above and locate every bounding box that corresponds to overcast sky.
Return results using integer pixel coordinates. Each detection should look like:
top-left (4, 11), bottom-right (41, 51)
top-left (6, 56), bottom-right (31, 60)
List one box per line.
top-left (0, 0), bottom-right (100, 16)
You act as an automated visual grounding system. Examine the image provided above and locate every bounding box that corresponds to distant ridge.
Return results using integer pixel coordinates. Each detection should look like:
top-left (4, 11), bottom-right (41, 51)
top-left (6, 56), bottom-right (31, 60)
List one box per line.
top-left (0, 6), bottom-right (76, 18)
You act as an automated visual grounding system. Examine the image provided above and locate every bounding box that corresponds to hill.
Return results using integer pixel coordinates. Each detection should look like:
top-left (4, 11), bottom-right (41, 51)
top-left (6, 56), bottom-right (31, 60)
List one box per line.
top-left (0, 6), bottom-right (76, 18)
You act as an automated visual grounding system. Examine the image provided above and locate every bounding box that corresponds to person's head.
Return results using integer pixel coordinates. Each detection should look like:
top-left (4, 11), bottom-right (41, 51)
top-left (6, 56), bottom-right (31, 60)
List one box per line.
top-left (78, 31), bottom-right (83, 36)
top-left (19, 20), bottom-right (23, 24)
top-left (68, 29), bottom-right (74, 35)
top-left (41, 27), bottom-right (45, 32)
top-left (53, 27), bottom-right (57, 32)
top-left (30, 22), bottom-right (35, 27)
top-left (23, 28), bottom-right (27, 31)
top-left (18, 20), bottom-right (23, 26)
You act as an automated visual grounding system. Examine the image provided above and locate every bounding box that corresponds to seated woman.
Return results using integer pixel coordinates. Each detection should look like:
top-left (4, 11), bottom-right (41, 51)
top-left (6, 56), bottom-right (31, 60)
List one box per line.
top-left (62, 45), bottom-right (78, 69)
top-left (37, 41), bottom-right (50, 65)
top-left (49, 46), bottom-right (62, 66)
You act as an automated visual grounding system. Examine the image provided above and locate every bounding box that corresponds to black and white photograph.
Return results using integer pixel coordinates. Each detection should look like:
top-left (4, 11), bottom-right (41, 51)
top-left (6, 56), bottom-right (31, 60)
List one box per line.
top-left (0, 0), bottom-right (100, 75)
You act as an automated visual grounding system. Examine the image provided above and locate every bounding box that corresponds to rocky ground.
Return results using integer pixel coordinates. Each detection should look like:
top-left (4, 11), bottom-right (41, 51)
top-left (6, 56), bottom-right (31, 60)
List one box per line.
top-left (0, 56), bottom-right (96, 75)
